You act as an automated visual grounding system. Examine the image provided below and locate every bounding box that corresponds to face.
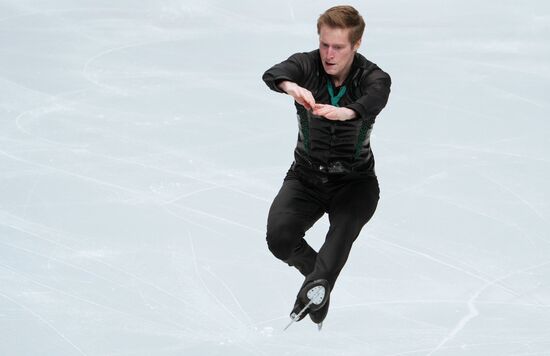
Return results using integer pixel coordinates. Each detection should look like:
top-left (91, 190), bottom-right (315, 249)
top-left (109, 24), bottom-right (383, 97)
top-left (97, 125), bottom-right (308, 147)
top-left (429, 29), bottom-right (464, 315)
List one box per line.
top-left (319, 26), bottom-right (361, 81)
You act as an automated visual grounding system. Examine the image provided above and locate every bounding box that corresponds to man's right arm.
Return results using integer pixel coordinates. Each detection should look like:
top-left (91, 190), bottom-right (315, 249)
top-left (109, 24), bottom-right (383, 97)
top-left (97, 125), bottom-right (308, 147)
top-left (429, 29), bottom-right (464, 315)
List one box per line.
top-left (278, 81), bottom-right (316, 110)
top-left (262, 53), bottom-right (315, 110)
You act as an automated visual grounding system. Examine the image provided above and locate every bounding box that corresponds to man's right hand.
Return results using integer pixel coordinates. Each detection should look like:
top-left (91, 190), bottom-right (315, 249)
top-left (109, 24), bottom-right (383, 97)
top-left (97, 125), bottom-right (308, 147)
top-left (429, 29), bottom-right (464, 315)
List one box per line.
top-left (278, 81), bottom-right (316, 110)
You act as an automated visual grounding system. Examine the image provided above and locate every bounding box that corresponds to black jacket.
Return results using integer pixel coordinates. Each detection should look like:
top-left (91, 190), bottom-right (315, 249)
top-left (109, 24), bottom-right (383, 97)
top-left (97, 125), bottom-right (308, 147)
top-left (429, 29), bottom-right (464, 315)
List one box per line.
top-left (262, 49), bottom-right (391, 182)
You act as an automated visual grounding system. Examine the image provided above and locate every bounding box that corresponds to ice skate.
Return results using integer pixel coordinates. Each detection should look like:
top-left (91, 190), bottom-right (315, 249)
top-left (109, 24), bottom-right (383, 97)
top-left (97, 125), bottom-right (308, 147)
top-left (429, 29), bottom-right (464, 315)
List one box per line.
top-left (309, 291), bottom-right (330, 330)
top-left (284, 279), bottom-right (330, 331)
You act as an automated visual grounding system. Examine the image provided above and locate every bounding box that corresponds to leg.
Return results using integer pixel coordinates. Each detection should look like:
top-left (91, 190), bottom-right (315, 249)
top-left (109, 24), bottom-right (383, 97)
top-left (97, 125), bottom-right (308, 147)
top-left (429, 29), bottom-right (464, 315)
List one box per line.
top-left (307, 176), bottom-right (380, 289)
top-left (266, 172), bottom-right (325, 276)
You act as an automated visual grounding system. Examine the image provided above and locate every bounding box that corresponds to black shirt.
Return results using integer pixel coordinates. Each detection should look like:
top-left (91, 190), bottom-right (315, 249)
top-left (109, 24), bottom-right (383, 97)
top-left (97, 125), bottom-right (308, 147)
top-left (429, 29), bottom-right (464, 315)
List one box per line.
top-left (262, 49), bottom-right (391, 182)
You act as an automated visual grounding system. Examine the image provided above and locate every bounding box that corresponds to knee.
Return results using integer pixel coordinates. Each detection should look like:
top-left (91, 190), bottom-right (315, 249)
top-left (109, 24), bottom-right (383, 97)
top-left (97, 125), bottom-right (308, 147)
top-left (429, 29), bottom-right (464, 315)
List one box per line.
top-left (267, 238), bottom-right (293, 261)
top-left (266, 219), bottom-right (303, 260)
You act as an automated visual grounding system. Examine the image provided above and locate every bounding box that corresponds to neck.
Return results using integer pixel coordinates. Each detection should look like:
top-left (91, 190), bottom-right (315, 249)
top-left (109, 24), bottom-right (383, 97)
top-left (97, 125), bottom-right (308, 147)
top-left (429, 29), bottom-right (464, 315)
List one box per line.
top-left (332, 68), bottom-right (351, 87)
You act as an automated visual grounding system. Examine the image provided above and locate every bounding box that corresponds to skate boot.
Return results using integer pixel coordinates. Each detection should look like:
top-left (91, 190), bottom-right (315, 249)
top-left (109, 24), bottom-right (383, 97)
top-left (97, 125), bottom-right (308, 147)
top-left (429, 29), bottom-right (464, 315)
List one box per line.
top-left (289, 297), bottom-right (309, 322)
top-left (309, 292), bottom-right (330, 330)
top-left (284, 279), bottom-right (330, 330)
top-left (297, 279), bottom-right (329, 312)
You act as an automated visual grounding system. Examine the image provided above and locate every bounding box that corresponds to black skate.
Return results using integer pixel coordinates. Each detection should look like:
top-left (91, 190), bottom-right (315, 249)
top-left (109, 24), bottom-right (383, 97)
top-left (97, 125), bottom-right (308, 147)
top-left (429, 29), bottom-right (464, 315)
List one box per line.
top-left (309, 292), bottom-right (330, 330)
top-left (289, 297), bottom-right (309, 322)
top-left (284, 279), bottom-right (330, 331)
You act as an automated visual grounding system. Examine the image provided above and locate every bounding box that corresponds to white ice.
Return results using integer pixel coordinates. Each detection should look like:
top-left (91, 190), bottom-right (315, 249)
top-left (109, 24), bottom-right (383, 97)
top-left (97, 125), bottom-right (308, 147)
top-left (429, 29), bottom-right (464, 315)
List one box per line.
top-left (1, 0), bottom-right (549, 355)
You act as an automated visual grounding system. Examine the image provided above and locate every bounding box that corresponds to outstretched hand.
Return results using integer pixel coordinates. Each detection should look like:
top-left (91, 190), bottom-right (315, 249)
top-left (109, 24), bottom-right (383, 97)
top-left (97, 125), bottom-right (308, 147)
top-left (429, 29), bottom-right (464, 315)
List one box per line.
top-left (278, 81), bottom-right (316, 110)
top-left (312, 104), bottom-right (356, 121)
top-left (277, 81), bottom-right (357, 120)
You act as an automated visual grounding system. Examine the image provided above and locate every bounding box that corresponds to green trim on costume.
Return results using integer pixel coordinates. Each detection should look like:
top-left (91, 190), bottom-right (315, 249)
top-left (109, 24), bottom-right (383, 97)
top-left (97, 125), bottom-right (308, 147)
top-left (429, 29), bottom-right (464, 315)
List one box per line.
top-left (299, 114), bottom-right (310, 154)
top-left (354, 119), bottom-right (369, 160)
top-left (327, 81), bottom-right (347, 107)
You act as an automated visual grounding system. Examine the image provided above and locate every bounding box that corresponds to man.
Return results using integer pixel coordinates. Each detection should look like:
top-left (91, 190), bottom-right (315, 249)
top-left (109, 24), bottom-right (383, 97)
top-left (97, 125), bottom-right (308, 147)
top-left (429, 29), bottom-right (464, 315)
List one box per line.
top-left (262, 5), bottom-right (391, 329)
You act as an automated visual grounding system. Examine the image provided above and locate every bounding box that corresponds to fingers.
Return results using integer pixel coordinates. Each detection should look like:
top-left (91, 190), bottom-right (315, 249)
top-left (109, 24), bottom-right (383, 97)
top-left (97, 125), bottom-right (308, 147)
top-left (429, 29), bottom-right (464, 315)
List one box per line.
top-left (313, 104), bottom-right (336, 117)
top-left (298, 88), bottom-right (316, 110)
top-left (289, 86), bottom-right (315, 110)
top-left (312, 105), bottom-right (349, 121)
top-left (323, 112), bottom-right (343, 120)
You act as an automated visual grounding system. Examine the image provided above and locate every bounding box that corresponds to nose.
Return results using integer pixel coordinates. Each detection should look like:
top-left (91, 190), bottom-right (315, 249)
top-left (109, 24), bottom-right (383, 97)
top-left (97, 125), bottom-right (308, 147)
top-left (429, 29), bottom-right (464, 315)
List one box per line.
top-left (327, 47), bottom-right (335, 58)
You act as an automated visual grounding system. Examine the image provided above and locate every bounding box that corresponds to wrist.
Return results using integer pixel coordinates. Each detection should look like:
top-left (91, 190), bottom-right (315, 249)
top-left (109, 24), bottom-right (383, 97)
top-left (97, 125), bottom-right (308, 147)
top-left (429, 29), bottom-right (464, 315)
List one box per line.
top-left (278, 80), bottom-right (296, 94)
top-left (343, 107), bottom-right (357, 120)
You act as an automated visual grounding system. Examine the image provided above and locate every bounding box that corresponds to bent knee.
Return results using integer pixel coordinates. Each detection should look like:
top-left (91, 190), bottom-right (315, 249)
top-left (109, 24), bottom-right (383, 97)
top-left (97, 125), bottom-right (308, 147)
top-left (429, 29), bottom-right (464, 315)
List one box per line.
top-left (266, 220), bottom-right (304, 260)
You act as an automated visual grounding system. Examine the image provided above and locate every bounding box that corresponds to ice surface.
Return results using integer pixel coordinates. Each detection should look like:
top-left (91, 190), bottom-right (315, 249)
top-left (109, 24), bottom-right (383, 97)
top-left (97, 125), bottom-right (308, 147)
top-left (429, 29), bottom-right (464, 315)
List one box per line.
top-left (1, 0), bottom-right (549, 355)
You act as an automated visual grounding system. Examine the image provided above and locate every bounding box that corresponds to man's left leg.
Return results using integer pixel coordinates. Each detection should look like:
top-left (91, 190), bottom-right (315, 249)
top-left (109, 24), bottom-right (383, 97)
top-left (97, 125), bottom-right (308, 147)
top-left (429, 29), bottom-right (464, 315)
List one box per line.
top-left (306, 175), bottom-right (380, 290)
top-left (292, 175), bottom-right (380, 324)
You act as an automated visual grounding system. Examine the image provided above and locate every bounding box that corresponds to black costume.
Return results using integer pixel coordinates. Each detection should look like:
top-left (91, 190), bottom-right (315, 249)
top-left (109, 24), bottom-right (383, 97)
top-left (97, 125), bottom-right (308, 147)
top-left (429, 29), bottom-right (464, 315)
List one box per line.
top-left (263, 49), bottom-right (391, 305)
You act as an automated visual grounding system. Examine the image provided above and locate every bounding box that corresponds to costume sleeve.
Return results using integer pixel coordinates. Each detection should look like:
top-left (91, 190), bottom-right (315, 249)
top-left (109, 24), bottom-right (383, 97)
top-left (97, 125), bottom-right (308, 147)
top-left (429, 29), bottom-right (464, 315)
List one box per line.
top-left (345, 68), bottom-right (391, 119)
top-left (262, 53), bottom-right (308, 93)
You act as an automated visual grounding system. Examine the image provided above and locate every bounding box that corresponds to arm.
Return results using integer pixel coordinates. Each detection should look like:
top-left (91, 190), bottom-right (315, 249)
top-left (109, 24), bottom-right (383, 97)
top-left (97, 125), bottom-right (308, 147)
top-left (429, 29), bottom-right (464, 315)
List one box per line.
top-left (312, 104), bottom-right (356, 121)
top-left (278, 81), bottom-right (316, 110)
top-left (312, 67), bottom-right (391, 121)
top-left (345, 68), bottom-right (392, 119)
top-left (262, 52), bottom-right (307, 92)
top-left (262, 52), bottom-right (316, 110)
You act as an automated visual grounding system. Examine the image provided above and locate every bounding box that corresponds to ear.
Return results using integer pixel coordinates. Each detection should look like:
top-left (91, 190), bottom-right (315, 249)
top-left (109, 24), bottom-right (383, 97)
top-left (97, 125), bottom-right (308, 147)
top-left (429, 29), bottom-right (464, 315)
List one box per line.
top-left (353, 39), bottom-right (362, 52)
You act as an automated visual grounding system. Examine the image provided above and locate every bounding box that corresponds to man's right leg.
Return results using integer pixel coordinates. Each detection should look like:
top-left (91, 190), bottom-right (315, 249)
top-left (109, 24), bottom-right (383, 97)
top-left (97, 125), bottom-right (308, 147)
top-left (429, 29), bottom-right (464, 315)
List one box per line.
top-left (266, 173), bottom-right (325, 277)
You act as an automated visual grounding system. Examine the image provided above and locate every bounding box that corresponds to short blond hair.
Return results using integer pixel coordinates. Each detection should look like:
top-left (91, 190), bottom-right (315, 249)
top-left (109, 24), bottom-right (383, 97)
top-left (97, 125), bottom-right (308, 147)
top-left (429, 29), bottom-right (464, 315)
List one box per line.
top-left (317, 5), bottom-right (365, 45)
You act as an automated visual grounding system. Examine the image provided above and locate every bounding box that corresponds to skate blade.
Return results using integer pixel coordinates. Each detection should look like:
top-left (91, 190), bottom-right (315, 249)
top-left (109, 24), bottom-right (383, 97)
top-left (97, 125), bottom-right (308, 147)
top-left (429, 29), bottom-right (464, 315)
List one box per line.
top-left (283, 300), bottom-right (313, 331)
top-left (317, 322), bottom-right (323, 331)
top-left (284, 285), bottom-right (327, 331)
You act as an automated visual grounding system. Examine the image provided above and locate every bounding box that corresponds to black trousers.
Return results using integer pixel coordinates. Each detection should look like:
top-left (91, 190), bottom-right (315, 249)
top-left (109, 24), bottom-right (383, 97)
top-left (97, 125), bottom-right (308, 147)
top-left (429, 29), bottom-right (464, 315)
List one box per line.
top-left (266, 164), bottom-right (380, 291)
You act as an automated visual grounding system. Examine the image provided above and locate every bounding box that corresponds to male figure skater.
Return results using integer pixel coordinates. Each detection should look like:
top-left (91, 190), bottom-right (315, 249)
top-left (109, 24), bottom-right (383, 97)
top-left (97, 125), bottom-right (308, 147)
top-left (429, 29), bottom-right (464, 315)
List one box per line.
top-left (262, 5), bottom-right (391, 328)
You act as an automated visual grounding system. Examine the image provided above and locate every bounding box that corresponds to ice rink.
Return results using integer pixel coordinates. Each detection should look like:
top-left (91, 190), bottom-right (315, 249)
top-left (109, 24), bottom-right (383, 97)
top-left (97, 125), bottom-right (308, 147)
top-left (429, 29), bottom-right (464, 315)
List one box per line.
top-left (1, 0), bottom-right (549, 355)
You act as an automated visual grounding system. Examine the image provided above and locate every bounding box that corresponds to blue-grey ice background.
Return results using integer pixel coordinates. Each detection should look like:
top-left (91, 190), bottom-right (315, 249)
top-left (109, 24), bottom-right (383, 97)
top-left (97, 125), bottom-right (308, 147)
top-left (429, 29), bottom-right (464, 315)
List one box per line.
top-left (1, 0), bottom-right (549, 355)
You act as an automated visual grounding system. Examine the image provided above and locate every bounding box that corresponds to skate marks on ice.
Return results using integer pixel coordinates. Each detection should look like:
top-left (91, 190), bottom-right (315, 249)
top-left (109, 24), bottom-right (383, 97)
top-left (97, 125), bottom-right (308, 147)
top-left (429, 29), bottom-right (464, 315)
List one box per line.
top-left (424, 260), bottom-right (550, 356)
top-left (0, 290), bottom-right (88, 356)
top-left (2, 0), bottom-right (550, 355)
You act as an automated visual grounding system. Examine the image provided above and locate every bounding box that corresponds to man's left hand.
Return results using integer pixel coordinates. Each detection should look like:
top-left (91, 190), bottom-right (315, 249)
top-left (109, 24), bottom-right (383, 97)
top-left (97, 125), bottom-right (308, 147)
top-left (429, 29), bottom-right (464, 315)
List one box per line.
top-left (312, 104), bottom-right (356, 121)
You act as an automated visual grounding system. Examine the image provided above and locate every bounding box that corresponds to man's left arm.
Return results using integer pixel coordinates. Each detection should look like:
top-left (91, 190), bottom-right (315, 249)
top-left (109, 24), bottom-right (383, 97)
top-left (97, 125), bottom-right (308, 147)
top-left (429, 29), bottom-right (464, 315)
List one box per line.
top-left (314, 68), bottom-right (391, 121)
top-left (345, 68), bottom-right (392, 120)
top-left (312, 104), bottom-right (357, 121)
